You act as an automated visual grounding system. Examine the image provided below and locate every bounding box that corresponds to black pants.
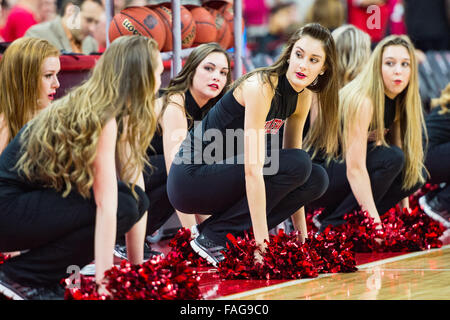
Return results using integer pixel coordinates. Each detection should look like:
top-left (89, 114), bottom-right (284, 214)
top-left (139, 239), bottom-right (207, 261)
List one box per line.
top-left (0, 181), bottom-right (148, 286)
top-left (144, 154), bottom-right (175, 236)
top-left (167, 149), bottom-right (329, 246)
top-left (311, 145), bottom-right (424, 231)
top-left (425, 142), bottom-right (450, 207)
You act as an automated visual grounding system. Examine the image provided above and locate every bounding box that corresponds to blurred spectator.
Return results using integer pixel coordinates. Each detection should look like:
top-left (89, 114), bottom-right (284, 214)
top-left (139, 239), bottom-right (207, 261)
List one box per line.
top-left (1, 0), bottom-right (40, 42)
top-left (39, 0), bottom-right (57, 22)
top-left (290, 0), bottom-right (316, 26)
top-left (347, 0), bottom-right (390, 44)
top-left (403, 0), bottom-right (449, 51)
top-left (252, 2), bottom-right (299, 58)
top-left (92, 10), bottom-right (105, 51)
top-left (25, 0), bottom-right (103, 54)
top-left (386, 0), bottom-right (406, 35)
top-left (243, 0), bottom-right (270, 42)
top-left (306, 0), bottom-right (345, 32)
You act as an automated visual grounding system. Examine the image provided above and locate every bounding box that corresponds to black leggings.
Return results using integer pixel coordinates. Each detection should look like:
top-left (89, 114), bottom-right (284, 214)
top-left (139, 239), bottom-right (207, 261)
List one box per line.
top-left (425, 142), bottom-right (450, 206)
top-left (144, 154), bottom-right (175, 236)
top-left (0, 181), bottom-right (148, 286)
top-left (167, 149), bottom-right (329, 246)
top-left (310, 145), bottom-right (424, 231)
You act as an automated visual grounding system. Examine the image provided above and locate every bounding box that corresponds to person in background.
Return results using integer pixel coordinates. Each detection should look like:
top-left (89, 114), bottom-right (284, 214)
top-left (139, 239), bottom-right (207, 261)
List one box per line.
top-left (419, 83), bottom-right (450, 228)
top-left (1, 0), bottom-right (40, 41)
top-left (310, 35), bottom-right (427, 232)
top-left (0, 35), bottom-right (163, 300)
top-left (25, 0), bottom-right (103, 54)
top-left (0, 37), bottom-right (60, 260)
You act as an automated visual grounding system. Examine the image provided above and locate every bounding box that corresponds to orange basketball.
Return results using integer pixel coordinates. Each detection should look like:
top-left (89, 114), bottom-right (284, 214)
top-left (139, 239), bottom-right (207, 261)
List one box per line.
top-left (189, 6), bottom-right (217, 45)
top-left (204, 7), bottom-right (231, 49)
top-left (204, 1), bottom-right (245, 48)
top-left (108, 6), bottom-right (166, 51)
top-left (152, 4), bottom-right (196, 51)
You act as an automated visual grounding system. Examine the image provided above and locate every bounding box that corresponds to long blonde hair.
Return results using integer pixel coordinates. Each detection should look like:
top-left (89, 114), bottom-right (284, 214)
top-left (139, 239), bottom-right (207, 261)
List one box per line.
top-left (16, 36), bottom-right (160, 198)
top-left (0, 37), bottom-right (60, 144)
top-left (332, 24), bottom-right (371, 87)
top-left (339, 35), bottom-right (426, 189)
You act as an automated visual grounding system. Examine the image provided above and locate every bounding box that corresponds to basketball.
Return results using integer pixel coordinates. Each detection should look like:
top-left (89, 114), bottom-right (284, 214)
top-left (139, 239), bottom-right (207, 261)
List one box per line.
top-left (204, 1), bottom-right (245, 49)
top-left (108, 6), bottom-right (166, 51)
top-left (189, 6), bottom-right (217, 45)
top-left (153, 4), bottom-right (196, 51)
top-left (204, 7), bottom-right (231, 49)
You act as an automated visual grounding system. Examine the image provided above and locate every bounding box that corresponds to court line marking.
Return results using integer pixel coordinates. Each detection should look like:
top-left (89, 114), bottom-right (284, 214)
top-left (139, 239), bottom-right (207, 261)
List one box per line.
top-left (218, 244), bottom-right (450, 300)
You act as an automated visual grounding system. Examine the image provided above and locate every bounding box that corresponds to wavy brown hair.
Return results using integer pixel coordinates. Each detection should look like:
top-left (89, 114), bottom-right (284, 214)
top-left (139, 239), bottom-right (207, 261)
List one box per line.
top-left (16, 36), bottom-right (160, 198)
top-left (0, 37), bottom-right (60, 144)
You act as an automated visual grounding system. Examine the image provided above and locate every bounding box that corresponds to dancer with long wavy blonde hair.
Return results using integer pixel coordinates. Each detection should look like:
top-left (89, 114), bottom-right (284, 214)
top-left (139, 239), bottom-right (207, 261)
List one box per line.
top-left (0, 35), bottom-right (163, 300)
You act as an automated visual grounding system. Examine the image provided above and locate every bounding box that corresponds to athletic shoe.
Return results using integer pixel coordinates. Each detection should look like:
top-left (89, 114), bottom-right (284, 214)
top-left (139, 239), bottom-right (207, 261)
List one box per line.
top-left (190, 233), bottom-right (226, 267)
top-left (312, 214), bottom-right (322, 230)
top-left (419, 195), bottom-right (450, 228)
top-left (0, 270), bottom-right (64, 300)
top-left (114, 242), bottom-right (164, 261)
top-left (191, 224), bottom-right (199, 239)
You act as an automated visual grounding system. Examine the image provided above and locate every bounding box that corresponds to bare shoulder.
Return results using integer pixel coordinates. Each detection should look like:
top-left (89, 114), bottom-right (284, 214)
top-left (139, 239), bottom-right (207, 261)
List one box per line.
top-left (234, 73), bottom-right (277, 106)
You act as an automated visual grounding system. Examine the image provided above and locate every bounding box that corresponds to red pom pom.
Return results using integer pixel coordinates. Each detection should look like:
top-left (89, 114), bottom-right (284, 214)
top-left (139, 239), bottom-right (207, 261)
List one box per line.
top-left (64, 251), bottom-right (202, 300)
top-left (0, 252), bottom-right (9, 265)
top-left (168, 227), bottom-right (209, 267)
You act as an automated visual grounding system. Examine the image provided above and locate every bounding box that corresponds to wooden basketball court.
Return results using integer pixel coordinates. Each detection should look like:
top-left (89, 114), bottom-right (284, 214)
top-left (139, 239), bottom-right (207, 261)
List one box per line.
top-left (218, 243), bottom-right (450, 300)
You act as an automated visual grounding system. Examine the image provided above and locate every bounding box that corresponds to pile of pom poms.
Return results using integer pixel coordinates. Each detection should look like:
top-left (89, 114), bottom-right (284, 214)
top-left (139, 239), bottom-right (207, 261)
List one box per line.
top-left (64, 251), bottom-right (202, 300)
top-left (60, 184), bottom-right (447, 298)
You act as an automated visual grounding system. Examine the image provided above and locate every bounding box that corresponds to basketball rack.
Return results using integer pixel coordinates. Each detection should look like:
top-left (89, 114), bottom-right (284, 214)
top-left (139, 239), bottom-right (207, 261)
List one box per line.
top-left (104, 0), bottom-right (244, 79)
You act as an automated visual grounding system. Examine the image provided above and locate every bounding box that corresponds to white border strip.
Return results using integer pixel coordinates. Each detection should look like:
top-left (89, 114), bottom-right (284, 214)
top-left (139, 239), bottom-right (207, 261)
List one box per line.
top-left (218, 244), bottom-right (450, 300)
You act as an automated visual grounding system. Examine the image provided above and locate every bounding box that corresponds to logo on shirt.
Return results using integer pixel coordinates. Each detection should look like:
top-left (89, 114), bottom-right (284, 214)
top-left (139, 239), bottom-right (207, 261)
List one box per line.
top-left (265, 118), bottom-right (284, 134)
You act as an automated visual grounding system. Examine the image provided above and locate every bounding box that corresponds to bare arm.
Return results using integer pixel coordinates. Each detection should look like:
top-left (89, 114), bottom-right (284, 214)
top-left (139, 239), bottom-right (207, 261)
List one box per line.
top-left (240, 76), bottom-right (274, 250)
top-left (92, 118), bottom-right (118, 289)
top-left (283, 90), bottom-right (312, 242)
top-left (345, 98), bottom-right (382, 225)
top-left (160, 94), bottom-right (197, 228)
top-left (116, 117), bottom-right (147, 265)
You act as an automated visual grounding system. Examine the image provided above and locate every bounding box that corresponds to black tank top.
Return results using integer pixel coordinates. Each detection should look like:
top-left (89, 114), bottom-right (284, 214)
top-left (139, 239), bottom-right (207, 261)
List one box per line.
top-left (148, 89), bottom-right (215, 156)
top-left (384, 94), bottom-right (396, 130)
top-left (0, 125), bottom-right (36, 190)
top-left (178, 74), bottom-right (301, 164)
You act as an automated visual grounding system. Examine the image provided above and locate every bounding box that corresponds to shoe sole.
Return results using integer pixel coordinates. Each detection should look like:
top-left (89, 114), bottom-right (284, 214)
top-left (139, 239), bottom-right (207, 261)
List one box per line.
top-left (0, 283), bottom-right (24, 300)
top-left (419, 196), bottom-right (450, 228)
top-left (190, 239), bottom-right (218, 267)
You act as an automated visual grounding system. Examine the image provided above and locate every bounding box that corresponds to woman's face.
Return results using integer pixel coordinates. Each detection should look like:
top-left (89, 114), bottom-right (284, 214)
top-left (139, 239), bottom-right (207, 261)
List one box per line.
top-left (190, 52), bottom-right (229, 102)
top-left (286, 35), bottom-right (326, 91)
top-left (153, 51), bottom-right (164, 94)
top-left (38, 56), bottom-right (60, 109)
top-left (381, 45), bottom-right (411, 99)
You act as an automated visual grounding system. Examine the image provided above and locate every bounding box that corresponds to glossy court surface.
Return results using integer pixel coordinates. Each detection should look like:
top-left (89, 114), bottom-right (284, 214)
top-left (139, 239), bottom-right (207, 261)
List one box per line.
top-left (153, 230), bottom-right (450, 300)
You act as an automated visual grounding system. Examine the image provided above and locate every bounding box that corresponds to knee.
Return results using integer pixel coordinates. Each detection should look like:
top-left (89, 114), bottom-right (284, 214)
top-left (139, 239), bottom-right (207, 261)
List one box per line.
top-left (308, 164), bottom-right (329, 200)
top-left (118, 185), bottom-right (149, 232)
top-left (278, 149), bottom-right (312, 182)
top-left (379, 145), bottom-right (405, 174)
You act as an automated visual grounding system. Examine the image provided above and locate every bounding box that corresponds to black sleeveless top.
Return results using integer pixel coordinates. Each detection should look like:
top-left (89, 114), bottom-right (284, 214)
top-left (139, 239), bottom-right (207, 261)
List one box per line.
top-left (0, 125), bottom-right (36, 190)
top-left (148, 89), bottom-right (215, 156)
top-left (384, 94), bottom-right (397, 131)
top-left (177, 74), bottom-right (301, 164)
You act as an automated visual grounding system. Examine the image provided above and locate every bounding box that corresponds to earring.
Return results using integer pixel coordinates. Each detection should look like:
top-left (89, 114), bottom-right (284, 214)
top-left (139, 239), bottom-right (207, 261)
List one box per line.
top-left (287, 59), bottom-right (290, 64)
top-left (320, 71), bottom-right (324, 75)
top-left (311, 76), bottom-right (318, 86)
